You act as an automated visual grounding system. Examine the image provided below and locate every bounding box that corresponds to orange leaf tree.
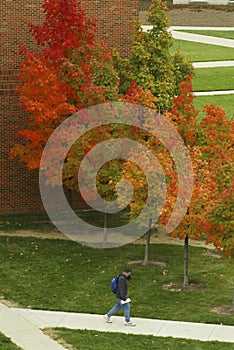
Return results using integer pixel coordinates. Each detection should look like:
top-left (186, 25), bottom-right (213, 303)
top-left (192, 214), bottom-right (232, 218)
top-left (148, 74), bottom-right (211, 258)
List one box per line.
top-left (198, 105), bottom-right (234, 259)
top-left (167, 76), bottom-right (216, 284)
top-left (162, 79), bottom-right (233, 284)
top-left (119, 76), bottom-right (229, 280)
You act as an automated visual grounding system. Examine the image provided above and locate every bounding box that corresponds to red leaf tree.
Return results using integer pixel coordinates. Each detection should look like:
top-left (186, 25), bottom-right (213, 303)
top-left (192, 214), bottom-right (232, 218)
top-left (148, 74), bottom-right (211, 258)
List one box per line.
top-left (11, 0), bottom-right (119, 175)
top-left (11, 0), bottom-right (159, 187)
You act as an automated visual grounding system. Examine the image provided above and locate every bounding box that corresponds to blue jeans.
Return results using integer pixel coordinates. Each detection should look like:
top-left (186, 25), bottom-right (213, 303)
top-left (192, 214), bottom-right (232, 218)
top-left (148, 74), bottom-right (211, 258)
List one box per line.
top-left (107, 297), bottom-right (130, 322)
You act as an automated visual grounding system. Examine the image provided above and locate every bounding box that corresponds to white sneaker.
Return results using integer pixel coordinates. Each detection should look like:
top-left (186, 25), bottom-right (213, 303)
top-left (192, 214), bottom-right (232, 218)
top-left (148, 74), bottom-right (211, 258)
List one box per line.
top-left (103, 314), bottom-right (112, 323)
top-left (125, 321), bottom-right (136, 327)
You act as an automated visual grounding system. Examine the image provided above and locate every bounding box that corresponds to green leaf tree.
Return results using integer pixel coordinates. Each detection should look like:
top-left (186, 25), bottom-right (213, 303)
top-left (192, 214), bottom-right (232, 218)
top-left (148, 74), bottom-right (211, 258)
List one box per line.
top-left (120, 0), bottom-right (193, 111)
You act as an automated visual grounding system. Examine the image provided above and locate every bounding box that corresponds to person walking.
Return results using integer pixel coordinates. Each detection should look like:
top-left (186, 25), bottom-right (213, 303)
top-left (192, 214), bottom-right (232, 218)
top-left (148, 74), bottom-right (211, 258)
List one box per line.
top-left (104, 267), bottom-right (136, 326)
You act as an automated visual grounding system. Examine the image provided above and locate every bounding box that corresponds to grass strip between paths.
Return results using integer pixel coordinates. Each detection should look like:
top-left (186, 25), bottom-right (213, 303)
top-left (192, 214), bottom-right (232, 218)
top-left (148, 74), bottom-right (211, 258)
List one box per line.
top-left (192, 67), bottom-right (234, 92)
top-left (194, 94), bottom-right (234, 120)
top-left (170, 40), bottom-right (234, 62)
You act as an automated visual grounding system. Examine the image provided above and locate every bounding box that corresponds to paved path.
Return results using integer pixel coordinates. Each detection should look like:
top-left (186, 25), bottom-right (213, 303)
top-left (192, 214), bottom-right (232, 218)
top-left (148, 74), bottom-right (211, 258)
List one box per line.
top-left (171, 31), bottom-right (234, 48)
top-left (0, 303), bottom-right (66, 350)
top-left (193, 60), bottom-right (234, 68)
top-left (170, 26), bottom-right (234, 31)
top-left (194, 90), bottom-right (234, 96)
top-left (0, 304), bottom-right (234, 350)
top-left (142, 25), bottom-right (234, 48)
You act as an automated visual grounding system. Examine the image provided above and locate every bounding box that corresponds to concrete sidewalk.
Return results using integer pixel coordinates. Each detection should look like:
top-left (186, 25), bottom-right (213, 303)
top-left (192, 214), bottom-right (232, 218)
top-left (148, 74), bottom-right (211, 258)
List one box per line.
top-left (0, 303), bottom-right (66, 350)
top-left (170, 26), bottom-right (234, 31)
top-left (1, 303), bottom-right (234, 350)
top-left (193, 60), bottom-right (234, 68)
top-left (171, 31), bottom-right (234, 48)
top-left (194, 90), bottom-right (234, 96)
top-left (142, 25), bottom-right (234, 48)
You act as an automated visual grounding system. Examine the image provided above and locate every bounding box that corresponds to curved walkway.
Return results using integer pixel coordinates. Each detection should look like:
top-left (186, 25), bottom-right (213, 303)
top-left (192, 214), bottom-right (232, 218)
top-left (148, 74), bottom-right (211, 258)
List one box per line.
top-left (142, 26), bottom-right (234, 49)
top-left (170, 26), bottom-right (234, 31)
top-left (0, 303), bottom-right (234, 350)
top-left (170, 30), bottom-right (234, 48)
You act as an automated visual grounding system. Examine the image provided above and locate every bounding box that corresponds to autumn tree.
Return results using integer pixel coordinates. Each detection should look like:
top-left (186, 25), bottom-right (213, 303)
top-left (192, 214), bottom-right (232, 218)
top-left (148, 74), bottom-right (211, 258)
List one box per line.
top-left (10, 0), bottom-right (164, 233)
top-left (11, 0), bottom-right (193, 184)
top-left (10, 0), bottom-right (119, 175)
top-left (197, 105), bottom-right (234, 309)
top-left (198, 105), bottom-right (234, 258)
top-left (11, 0), bottom-right (232, 264)
top-left (167, 79), bottom-right (233, 284)
top-left (119, 76), bottom-right (226, 279)
top-left (167, 76), bottom-right (215, 285)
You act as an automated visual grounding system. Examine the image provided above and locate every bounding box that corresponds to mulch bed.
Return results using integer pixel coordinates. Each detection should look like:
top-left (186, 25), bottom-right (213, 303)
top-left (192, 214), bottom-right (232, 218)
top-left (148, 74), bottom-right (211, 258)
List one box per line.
top-left (128, 260), bottom-right (167, 268)
top-left (211, 306), bottom-right (234, 316)
top-left (163, 281), bottom-right (206, 293)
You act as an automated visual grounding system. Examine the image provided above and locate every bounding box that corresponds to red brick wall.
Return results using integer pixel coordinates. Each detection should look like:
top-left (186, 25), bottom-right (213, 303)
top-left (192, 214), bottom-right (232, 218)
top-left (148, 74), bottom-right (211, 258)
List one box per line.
top-left (0, 0), bottom-right (138, 215)
top-left (83, 0), bottom-right (139, 58)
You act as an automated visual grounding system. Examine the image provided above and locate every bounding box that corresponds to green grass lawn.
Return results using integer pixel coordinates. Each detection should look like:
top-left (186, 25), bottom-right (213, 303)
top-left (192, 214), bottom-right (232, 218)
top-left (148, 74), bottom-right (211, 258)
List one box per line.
top-left (0, 333), bottom-right (21, 350)
top-left (192, 67), bottom-right (234, 92)
top-left (0, 236), bottom-right (233, 326)
top-left (178, 30), bottom-right (234, 40)
top-left (170, 40), bottom-right (234, 62)
top-left (47, 328), bottom-right (234, 350)
top-left (194, 95), bottom-right (234, 120)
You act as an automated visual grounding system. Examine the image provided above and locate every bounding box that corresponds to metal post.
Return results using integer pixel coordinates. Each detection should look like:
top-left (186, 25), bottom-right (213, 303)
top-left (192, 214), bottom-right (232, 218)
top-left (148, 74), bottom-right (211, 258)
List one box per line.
top-left (144, 217), bottom-right (152, 265)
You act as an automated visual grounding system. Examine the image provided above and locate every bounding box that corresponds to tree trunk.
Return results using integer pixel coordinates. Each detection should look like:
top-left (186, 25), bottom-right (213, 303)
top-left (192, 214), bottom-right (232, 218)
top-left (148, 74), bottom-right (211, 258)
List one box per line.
top-left (103, 211), bottom-right (107, 244)
top-left (144, 218), bottom-right (152, 266)
top-left (232, 288), bottom-right (234, 310)
top-left (184, 234), bottom-right (189, 286)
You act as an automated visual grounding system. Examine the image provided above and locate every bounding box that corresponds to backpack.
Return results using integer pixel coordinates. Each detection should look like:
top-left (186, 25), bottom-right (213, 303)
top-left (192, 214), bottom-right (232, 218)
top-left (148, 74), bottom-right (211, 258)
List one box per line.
top-left (110, 275), bottom-right (119, 294)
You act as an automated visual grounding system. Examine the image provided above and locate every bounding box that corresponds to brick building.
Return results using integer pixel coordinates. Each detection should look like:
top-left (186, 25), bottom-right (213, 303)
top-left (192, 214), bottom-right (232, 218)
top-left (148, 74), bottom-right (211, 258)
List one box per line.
top-left (0, 0), bottom-right (139, 215)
